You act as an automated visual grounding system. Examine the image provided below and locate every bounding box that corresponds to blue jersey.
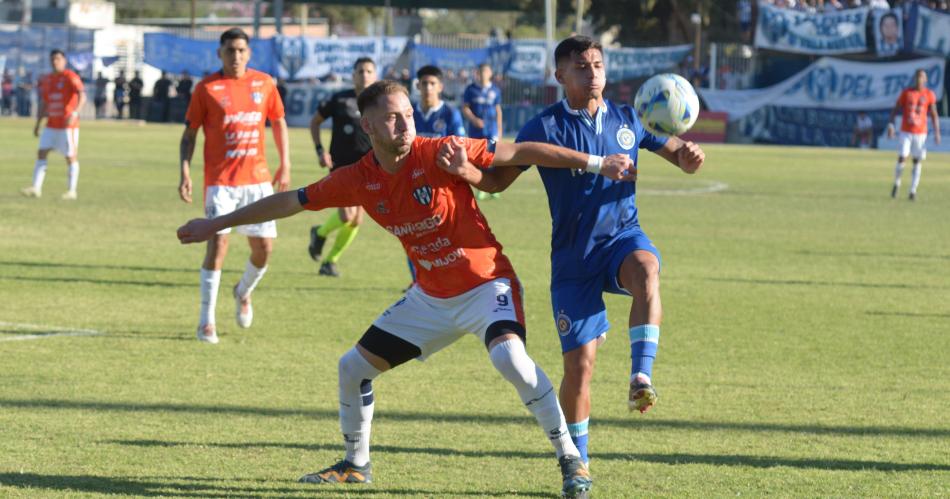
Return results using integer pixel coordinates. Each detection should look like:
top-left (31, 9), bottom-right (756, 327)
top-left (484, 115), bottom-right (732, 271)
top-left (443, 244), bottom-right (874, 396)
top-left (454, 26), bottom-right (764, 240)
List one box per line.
top-left (516, 99), bottom-right (668, 283)
top-left (462, 82), bottom-right (501, 139)
top-left (413, 101), bottom-right (466, 138)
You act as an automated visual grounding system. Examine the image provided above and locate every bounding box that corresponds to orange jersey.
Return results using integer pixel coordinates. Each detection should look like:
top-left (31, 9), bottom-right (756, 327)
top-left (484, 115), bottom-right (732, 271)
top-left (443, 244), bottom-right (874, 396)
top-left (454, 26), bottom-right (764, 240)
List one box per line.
top-left (186, 69), bottom-right (285, 187)
top-left (897, 87), bottom-right (936, 134)
top-left (300, 136), bottom-right (515, 298)
top-left (40, 70), bottom-right (84, 129)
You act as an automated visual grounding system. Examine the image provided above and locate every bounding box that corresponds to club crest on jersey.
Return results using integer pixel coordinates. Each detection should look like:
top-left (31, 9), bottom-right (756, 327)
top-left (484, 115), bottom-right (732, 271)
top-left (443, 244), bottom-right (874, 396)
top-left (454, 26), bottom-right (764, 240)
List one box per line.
top-left (412, 185), bottom-right (433, 206)
top-left (556, 311), bottom-right (572, 336)
top-left (433, 119), bottom-right (445, 133)
top-left (376, 200), bottom-right (389, 214)
top-left (251, 91), bottom-right (263, 104)
top-left (617, 127), bottom-right (636, 150)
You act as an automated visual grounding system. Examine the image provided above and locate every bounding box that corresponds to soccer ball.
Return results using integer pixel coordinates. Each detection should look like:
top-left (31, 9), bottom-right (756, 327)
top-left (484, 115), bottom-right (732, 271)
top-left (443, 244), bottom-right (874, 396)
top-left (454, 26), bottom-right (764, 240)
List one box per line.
top-left (634, 73), bottom-right (700, 136)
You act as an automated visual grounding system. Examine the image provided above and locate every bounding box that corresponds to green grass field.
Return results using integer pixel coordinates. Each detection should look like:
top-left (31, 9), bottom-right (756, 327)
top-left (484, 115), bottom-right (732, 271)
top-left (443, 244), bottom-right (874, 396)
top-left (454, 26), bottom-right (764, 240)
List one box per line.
top-left (1, 118), bottom-right (948, 498)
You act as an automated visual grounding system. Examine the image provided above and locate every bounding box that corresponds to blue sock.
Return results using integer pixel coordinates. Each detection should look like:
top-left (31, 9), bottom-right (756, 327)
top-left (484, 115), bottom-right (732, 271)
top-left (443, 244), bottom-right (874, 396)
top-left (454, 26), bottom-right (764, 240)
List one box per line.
top-left (630, 325), bottom-right (660, 379)
top-left (567, 418), bottom-right (589, 464)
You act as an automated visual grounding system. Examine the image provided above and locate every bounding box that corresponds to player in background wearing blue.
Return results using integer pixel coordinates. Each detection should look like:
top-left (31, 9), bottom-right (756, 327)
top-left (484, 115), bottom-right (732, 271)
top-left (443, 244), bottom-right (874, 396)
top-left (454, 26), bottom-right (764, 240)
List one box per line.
top-left (402, 64), bottom-right (468, 285)
top-left (462, 63), bottom-right (503, 201)
top-left (439, 36), bottom-right (705, 467)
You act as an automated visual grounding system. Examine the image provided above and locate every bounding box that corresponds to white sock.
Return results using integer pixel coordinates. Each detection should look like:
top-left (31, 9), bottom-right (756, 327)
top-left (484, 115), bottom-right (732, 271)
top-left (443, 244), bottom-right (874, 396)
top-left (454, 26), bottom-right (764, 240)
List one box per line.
top-left (489, 338), bottom-right (579, 459)
top-left (32, 159), bottom-right (47, 190)
top-left (910, 161), bottom-right (922, 194)
top-left (199, 268), bottom-right (221, 327)
top-left (338, 347), bottom-right (381, 467)
top-left (67, 161), bottom-right (79, 192)
top-left (893, 161), bottom-right (904, 187)
top-left (236, 260), bottom-right (267, 299)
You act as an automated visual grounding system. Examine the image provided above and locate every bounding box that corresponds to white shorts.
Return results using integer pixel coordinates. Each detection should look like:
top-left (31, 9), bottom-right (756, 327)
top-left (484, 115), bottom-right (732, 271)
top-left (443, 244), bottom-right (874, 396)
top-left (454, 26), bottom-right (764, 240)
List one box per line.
top-left (898, 132), bottom-right (927, 160)
top-left (373, 277), bottom-right (525, 360)
top-left (205, 182), bottom-right (277, 238)
top-left (38, 127), bottom-right (79, 157)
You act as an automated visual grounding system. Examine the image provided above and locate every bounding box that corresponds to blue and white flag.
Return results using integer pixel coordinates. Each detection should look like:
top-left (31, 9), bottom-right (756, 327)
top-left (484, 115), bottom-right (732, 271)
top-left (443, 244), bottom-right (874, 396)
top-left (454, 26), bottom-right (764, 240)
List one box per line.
top-left (906, 4), bottom-right (950, 58)
top-left (274, 36), bottom-right (407, 80)
top-left (408, 41), bottom-right (512, 76)
top-left (701, 57), bottom-right (945, 120)
top-left (755, 3), bottom-right (870, 55)
top-left (605, 44), bottom-right (692, 80)
top-left (143, 33), bottom-right (276, 76)
top-left (872, 8), bottom-right (903, 57)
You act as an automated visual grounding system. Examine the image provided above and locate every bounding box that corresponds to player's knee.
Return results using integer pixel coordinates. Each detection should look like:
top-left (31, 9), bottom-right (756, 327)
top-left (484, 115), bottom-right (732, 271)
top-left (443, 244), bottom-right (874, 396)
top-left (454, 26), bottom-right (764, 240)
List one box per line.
top-left (484, 320), bottom-right (525, 349)
top-left (562, 352), bottom-right (595, 383)
top-left (488, 337), bottom-right (536, 384)
top-left (37, 150), bottom-right (49, 160)
top-left (623, 254), bottom-right (659, 291)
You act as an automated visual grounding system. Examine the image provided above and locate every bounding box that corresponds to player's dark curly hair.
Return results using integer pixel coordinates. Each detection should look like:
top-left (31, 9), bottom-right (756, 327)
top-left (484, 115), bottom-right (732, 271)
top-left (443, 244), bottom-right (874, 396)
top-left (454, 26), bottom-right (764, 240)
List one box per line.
top-left (416, 65), bottom-right (443, 80)
top-left (357, 80), bottom-right (409, 113)
top-left (554, 36), bottom-right (603, 65)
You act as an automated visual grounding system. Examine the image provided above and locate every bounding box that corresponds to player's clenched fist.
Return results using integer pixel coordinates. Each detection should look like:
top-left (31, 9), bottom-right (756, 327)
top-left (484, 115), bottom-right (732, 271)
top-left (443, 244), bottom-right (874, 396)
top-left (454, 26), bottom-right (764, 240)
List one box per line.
top-left (676, 141), bottom-right (704, 174)
top-left (600, 154), bottom-right (637, 181)
top-left (436, 136), bottom-right (468, 174)
top-left (177, 218), bottom-right (217, 244)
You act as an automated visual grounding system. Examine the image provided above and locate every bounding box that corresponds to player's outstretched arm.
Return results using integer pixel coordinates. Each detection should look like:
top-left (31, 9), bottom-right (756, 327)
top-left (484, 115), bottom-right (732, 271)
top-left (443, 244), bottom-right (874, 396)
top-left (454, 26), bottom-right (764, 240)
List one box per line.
top-left (655, 135), bottom-right (705, 174)
top-left (177, 191), bottom-right (303, 244)
top-left (491, 140), bottom-right (635, 180)
top-left (436, 145), bottom-right (523, 193)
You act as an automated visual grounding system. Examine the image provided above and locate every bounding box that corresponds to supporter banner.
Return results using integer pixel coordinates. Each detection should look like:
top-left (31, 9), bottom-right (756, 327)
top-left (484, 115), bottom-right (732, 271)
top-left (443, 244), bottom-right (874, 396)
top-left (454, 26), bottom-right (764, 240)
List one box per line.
top-left (755, 3), bottom-right (869, 54)
top-left (741, 106), bottom-right (892, 147)
top-left (274, 36), bottom-right (407, 81)
top-left (504, 40), bottom-right (691, 82)
top-left (701, 57), bottom-right (945, 120)
top-left (143, 33), bottom-right (276, 76)
top-left (0, 55), bottom-right (5, 74)
top-left (605, 44), bottom-right (692, 80)
top-left (408, 41), bottom-right (512, 76)
top-left (907, 4), bottom-right (950, 58)
top-left (872, 8), bottom-right (903, 57)
top-left (282, 81), bottom-right (348, 128)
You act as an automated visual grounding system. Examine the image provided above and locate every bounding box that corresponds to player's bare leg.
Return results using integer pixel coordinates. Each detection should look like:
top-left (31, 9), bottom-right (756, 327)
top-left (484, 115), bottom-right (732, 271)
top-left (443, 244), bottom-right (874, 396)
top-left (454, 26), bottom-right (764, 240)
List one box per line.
top-left (892, 155), bottom-right (907, 198)
top-left (22, 149), bottom-right (51, 198)
top-left (196, 234), bottom-right (229, 344)
top-left (619, 250), bottom-right (662, 413)
top-left (232, 236), bottom-right (272, 328)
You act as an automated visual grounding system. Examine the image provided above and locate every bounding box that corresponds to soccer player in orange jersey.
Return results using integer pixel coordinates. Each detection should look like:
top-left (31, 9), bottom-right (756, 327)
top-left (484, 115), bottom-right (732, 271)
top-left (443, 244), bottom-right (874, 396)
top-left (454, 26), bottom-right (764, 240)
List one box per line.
top-left (178, 28), bottom-right (291, 344)
top-left (177, 80), bottom-right (638, 498)
top-left (887, 68), bottom-right (941, 201)
top-left (22, 49), bottom-right (86, 200)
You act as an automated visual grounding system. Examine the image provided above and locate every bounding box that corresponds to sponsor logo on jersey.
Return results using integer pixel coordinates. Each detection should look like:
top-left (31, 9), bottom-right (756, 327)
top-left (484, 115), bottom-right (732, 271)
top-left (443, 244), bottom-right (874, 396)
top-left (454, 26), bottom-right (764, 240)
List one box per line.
top-left (251, 91), bottom-right (263, 104)
top-left (365, 182), bottom-right (381, 191)
top-left (385, 215), bottom-right (442, 237)
top-left (416, 247), bottom-right (466, 271)
top-left (411, 169), bottom-right (424, 179)
top-left (376, 200), bottom-right (389, 214)
top-left (211, 85), bottom-right (224, 91)
top-left (223, 111), bottom-right (262, 126)
top-left (412, 185), bottom-right (433, 206)
top-left (409, 236), bottom-right (451, 256)
top-left (224, 129), bottom-right (261, 145)
top-left (556, 310), bottom-right (572, 336)
top-left (225, 147), bottom-right (259, 159)
top-left (617, 126), bottom-right (636, 150)
top-left (251, 80), bottom-right (264, 87)
top-left (343, 124), bottom-right (354, 135)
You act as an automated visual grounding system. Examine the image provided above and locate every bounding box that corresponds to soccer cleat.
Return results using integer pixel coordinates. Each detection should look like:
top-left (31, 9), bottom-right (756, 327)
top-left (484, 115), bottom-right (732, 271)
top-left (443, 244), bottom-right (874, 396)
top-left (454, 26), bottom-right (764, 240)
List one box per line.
top-left (559, 454), bottom-right (592, 498)
top-left (628, 375), bottom-right (658, 414)
top-left (196, 324), bottom-right (219, 344)
top-left (298, 459), bottom-right (372, 484)
top-left (890, 185), bottom-right (898, 198)
top-left (909, 192), bottom-right (916, 201)
top-left (319, 261), bottom-right (341, 277)
top-left (20, 186), bottom-right (41, 198)
top-left (61, 190), bottom-right (77, 200)
top-left (308, 225), bottom-right (326, 261)
top-left (233, 284), bottom-right (252, 329)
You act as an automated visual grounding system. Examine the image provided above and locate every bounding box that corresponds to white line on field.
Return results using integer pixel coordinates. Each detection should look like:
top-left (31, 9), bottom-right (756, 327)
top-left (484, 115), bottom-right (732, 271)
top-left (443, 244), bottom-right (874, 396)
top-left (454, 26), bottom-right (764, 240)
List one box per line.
top-left (639, 180), bottom-right (730, 196)
top-left (0, 321), bottom-right (103, 342)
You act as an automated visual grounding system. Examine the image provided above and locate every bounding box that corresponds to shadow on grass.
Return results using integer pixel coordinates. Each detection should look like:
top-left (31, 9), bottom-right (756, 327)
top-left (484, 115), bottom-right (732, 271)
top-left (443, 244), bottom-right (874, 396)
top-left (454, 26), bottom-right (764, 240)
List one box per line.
top-left (107, 440), bottom-right (950, 473)
top-left (702, 276), bottom-right (944, 290)
top-left (0, 274), bottom-right (397, 294)
top-left (0, 260), bottom-right (216, 275)
top-left (0, 472), bottom-right (551, 497)
top-left (795, 250), bottom-right (950, 261)
top-left (4, 397), bottom-right (947, 439)
top-left (866, 310), bottom-right (950, 319)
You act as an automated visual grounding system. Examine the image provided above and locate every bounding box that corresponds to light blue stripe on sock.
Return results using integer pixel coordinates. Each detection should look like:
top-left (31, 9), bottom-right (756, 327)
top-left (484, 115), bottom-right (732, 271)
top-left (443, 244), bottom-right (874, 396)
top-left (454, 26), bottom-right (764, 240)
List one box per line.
top-left (567, 418), bottom-right (589, 437)
top-left (629, 324), bottom-right (660, 344)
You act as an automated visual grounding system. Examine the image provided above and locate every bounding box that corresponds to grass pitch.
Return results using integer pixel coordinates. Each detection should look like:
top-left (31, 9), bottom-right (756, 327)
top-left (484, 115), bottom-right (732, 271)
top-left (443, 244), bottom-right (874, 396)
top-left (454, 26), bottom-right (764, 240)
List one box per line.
top-left (0, 118), bottom-right (948, 497)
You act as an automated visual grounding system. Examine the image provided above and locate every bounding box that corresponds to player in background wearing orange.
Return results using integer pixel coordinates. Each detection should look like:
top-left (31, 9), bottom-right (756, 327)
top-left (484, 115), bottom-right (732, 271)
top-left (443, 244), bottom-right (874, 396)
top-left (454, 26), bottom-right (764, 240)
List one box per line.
top-left (887, 69), bottom-right (941, 201)
top-left (178, 28), bottom-right (291, 344)
top-left (22, 49), bottom-right (86, 200)
top-left (177, 80), bottom-right (638, 498)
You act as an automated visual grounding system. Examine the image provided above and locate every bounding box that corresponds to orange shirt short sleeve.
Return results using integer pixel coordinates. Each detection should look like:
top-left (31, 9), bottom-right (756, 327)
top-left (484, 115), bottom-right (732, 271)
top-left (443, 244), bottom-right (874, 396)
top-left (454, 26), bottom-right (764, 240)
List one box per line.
top-left (42, 70), bottom-right (84, 129)
top-left (300, 160), bottom-right (365, 211)
top-left (899, 88), bottom-right (936, 135)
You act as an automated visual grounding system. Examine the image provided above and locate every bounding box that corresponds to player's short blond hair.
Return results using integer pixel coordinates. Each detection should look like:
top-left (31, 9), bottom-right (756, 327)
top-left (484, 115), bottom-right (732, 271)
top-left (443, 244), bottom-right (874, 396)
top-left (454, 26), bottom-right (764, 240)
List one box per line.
top-left (357, 80), bottom-right (409, 114)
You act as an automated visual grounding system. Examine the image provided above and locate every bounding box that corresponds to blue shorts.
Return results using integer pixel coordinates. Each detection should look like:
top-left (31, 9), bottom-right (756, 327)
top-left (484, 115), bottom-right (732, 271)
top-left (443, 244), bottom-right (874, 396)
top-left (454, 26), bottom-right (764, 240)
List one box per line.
top-left (550, 230), bottom-right (661, 353)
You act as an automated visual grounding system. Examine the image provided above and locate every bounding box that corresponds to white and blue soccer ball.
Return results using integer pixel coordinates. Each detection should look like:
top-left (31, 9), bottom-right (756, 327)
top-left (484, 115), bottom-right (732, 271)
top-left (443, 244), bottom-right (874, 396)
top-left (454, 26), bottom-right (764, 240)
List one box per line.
top-left (634, 73), bottom-right (700, 137)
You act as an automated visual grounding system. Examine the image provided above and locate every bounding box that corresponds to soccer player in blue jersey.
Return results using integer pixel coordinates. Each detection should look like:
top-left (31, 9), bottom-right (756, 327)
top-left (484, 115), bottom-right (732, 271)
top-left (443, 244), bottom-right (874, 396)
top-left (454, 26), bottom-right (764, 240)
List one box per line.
top-left (439, 36), bottom-right (705, 466)
top-left (414, 65), bottom-right (466, 138)
top-left (462, 63), bottom-right (504, 201)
